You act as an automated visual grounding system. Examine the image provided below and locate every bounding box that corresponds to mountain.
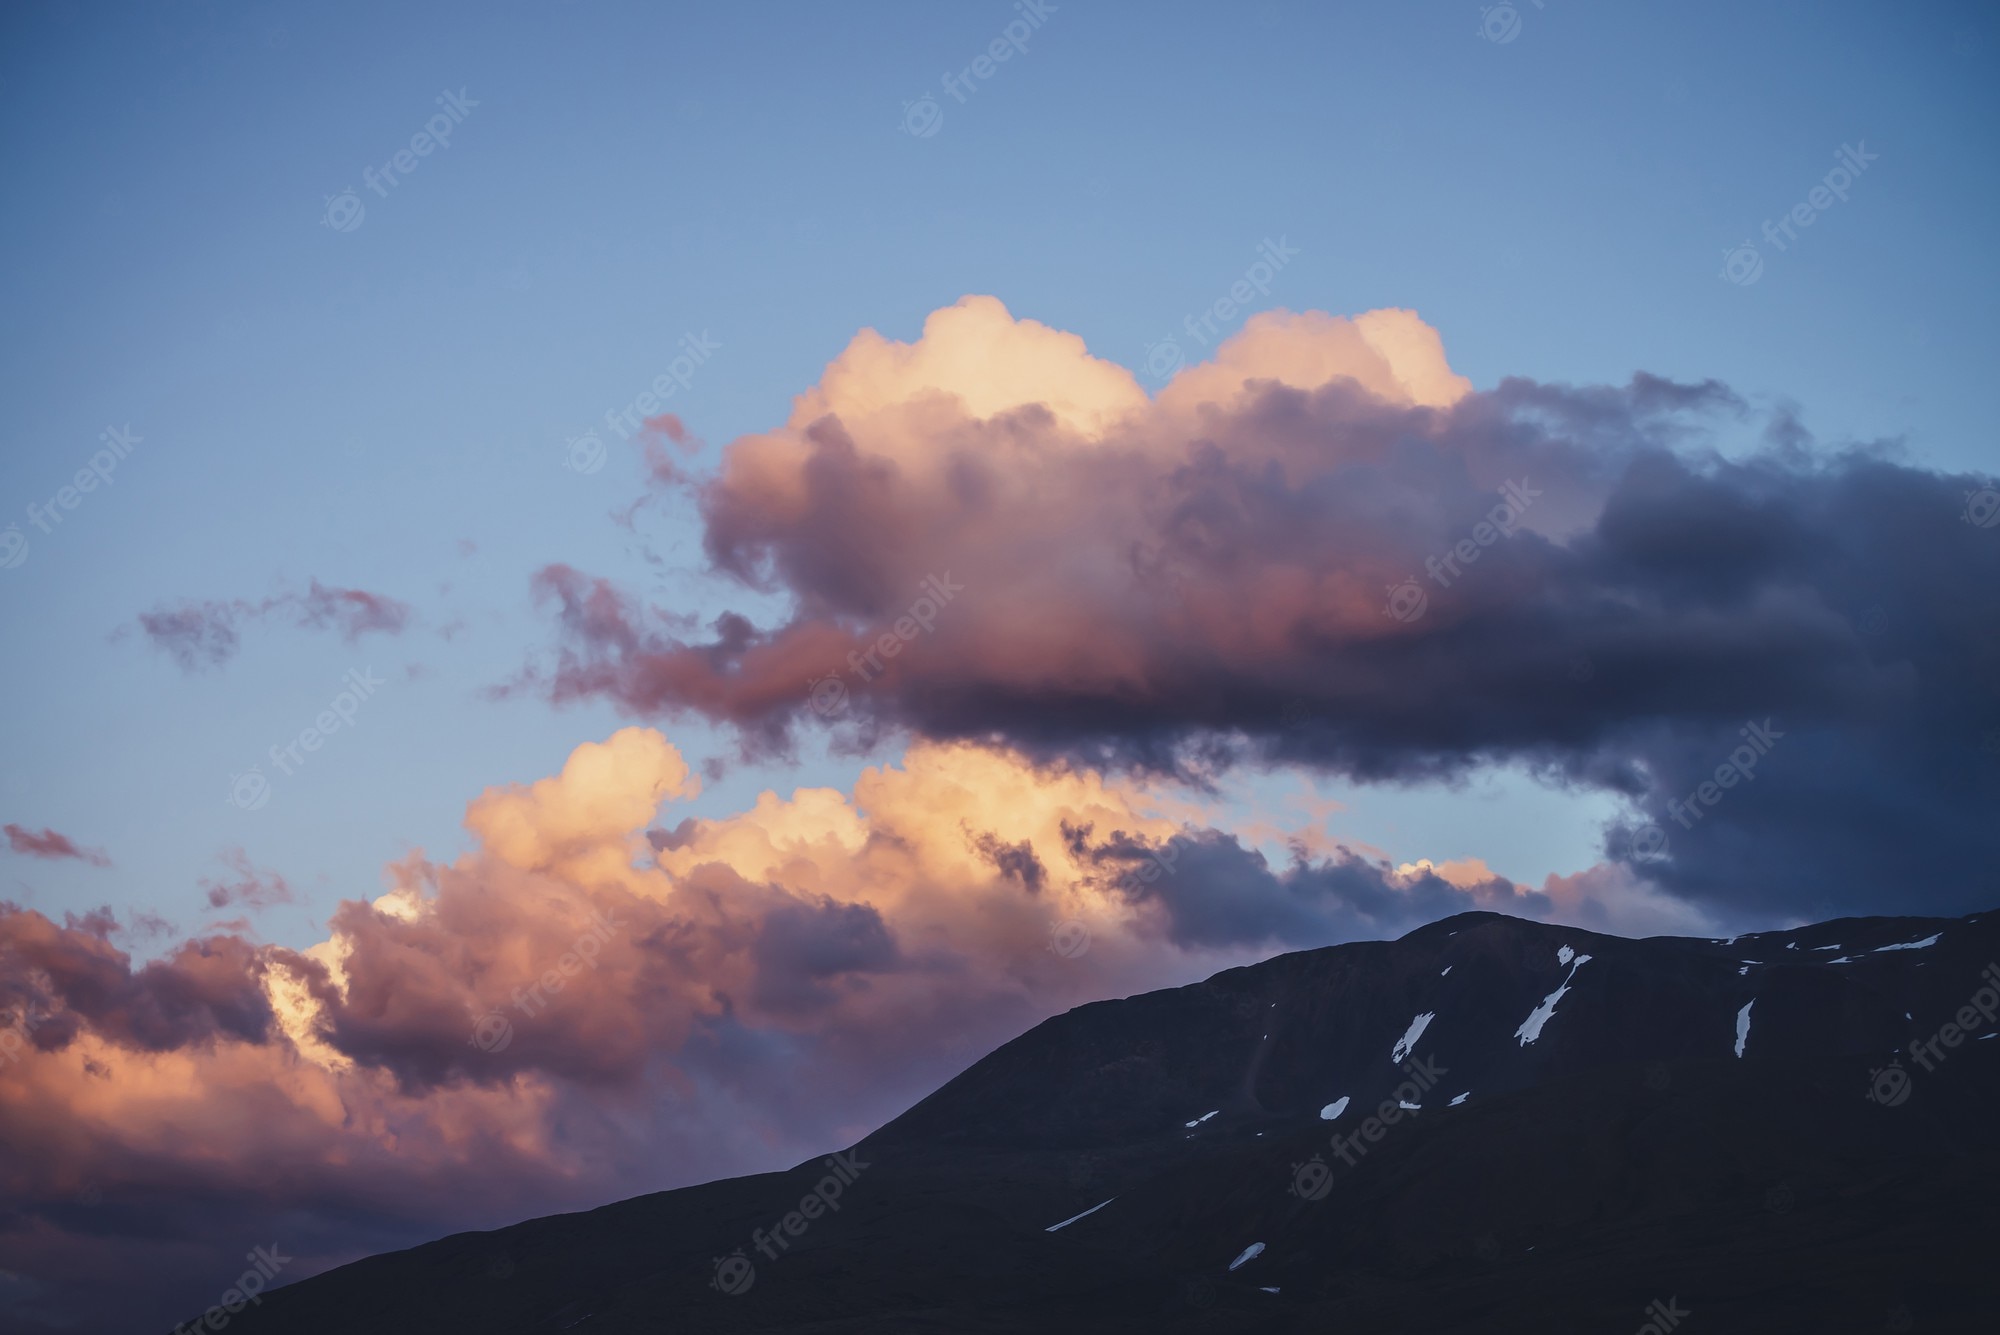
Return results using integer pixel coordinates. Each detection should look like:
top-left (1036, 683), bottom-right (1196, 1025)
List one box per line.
top-left (188, 908), bottom-right (2000, 1333)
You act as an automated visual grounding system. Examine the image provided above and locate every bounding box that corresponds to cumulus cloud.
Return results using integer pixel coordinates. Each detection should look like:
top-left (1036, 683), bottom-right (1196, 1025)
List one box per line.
top-left (4, 824), bottom-right (110, 867)
top-left (525, 296), bottom-right (2000, 922)
top-left (0, 728), bottom-right (1665, 1331)
top-left (135, 579), bottom-right (412, 671)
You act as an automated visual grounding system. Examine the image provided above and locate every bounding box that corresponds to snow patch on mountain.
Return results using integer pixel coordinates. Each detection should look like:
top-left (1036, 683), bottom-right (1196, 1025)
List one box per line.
top-left (1515, 954), bottom-right (1591, 1045)
top-left (1391, 1011), bottom-right (1435, 1063)
top-left (1045, 1198), bottom-right (1115, 1232)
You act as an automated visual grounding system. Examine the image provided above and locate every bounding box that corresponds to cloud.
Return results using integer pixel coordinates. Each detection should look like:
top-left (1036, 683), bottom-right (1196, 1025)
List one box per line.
top-left (0, 728), bottom-right (1668, 1332)
top-left (199, 849), bottom-right (294, 912)
top-left (4, 825), bottom-right (110, 867)
top-left (135, 579), bottom-right (413, 671)
top-left (525, 296), bottom-right (2000, 923)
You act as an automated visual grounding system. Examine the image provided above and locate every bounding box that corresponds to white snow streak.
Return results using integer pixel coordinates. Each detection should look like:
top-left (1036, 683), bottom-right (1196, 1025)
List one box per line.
top-left (1228, 1242), bottom-right (1265, 1271)
top-left (1391, 1011), bottom-right (1435, 1063)
top-left (1045, 1198), bottom-right (1115, 1232)
top-left (1514, 954), bottom-right (1592, 1045)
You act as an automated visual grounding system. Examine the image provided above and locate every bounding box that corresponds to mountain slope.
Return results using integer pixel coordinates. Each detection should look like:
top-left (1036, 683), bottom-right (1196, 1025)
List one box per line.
top-left (195, 908), bottom-right (2000, 1333)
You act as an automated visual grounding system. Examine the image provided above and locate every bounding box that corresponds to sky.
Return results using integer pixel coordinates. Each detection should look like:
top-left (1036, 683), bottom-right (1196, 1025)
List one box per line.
top-left (2, 1), bottom-right (1998, 1331)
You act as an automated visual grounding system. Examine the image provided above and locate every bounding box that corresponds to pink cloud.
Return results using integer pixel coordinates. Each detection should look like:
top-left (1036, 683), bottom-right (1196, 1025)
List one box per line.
top-left (4, 824), bottom-right (110, 867)
top-left (135, 579), bottom-right (414, 671)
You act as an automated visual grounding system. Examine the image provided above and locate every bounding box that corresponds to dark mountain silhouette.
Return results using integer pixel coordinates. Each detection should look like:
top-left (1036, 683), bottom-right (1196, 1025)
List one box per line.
top-left (194, 907), bottom-right (2000, 1333)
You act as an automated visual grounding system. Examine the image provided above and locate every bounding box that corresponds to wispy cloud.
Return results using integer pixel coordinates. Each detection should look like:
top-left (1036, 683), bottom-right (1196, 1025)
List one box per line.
top-left (4, 823), bottom-right (110, 866)
top-left (134, 579), bottom-right (413, 671)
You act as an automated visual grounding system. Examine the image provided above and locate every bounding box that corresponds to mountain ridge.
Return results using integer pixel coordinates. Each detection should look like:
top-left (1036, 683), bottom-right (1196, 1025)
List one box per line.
top-left (194, 905), bottom-right (2000, 1333)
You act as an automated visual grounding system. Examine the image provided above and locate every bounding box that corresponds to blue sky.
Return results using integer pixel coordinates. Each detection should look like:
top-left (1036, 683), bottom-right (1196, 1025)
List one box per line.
top-left (2, 0), bottom-right (1994, 949)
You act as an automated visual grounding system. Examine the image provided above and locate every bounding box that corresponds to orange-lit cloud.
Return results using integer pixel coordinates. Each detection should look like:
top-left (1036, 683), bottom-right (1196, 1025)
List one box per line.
top-left (2, 726), bottom-right (1688, 1329)
top-left (525, 295), bottom-right (2000, 927)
